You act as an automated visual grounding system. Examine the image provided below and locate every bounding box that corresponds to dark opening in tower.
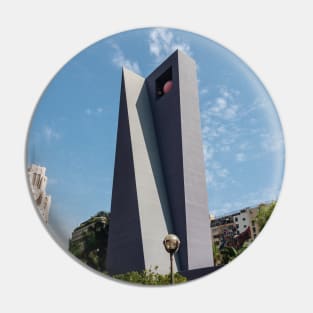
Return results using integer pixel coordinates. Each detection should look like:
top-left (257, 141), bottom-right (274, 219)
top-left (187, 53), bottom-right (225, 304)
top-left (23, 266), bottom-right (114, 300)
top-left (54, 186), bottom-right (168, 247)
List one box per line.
top-left (156, 67), bottom-right (173, 99)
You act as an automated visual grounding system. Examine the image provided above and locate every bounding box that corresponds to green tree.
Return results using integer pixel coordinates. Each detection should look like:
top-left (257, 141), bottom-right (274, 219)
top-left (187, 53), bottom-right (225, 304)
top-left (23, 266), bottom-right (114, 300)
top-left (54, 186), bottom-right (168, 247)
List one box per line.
top-left (220, 246), bottom-right (238, 264)
top-left (237, 240), bottom-right (250, 254)
top-left (113, 267), bottom-right (187, 285)
top-left (256, 201), bottom-right (276, 231)
top-left (69, 216), bottom-right (110, 272)
top-left (69, 242), bottom-right (84, 259)
top-left (213, 243), bottom-right (223, 266)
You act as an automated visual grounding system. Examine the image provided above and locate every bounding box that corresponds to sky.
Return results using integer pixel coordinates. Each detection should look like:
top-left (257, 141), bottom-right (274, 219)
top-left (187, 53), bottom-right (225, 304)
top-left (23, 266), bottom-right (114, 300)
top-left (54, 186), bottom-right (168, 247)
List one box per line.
top-left (27, 28), bottom-right (285, 247)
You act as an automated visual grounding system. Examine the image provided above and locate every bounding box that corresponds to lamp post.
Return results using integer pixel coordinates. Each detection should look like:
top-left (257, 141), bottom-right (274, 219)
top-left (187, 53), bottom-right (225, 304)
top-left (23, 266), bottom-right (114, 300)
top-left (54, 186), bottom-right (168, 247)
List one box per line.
top-left (163, 234), bottom-right (180, 284)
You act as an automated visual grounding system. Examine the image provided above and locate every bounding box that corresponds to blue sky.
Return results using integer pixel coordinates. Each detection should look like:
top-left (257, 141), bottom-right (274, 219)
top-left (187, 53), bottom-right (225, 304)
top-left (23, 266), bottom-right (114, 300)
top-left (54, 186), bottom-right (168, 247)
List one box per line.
top-left (27, 28), bottom-right (285, 246)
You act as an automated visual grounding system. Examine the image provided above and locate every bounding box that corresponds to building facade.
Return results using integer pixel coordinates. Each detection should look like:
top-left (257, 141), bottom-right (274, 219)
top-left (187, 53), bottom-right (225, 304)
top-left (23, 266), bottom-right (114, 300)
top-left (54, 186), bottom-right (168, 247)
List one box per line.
top-left (211, 206), bottom-right (262, 249)
top-left (232, 207), bottom-right (260, 240)
top-left (211, 216), bottom-right (237, 248)
top-left (27, 164), bottom-right (51, 224)
top-left (69, 212), bottom-right (109, 247)
top-left (69, 212), bottom-right (110, 272)
top-left (70, 212), bottom-right (109, 246)
top-left (106, 50), bottom-right (214, 276)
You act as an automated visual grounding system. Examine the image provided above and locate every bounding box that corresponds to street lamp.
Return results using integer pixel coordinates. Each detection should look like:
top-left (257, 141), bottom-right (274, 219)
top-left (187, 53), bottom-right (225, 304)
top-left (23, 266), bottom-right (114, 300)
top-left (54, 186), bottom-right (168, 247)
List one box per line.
top-left (163, 234), bottom-right (180, 284)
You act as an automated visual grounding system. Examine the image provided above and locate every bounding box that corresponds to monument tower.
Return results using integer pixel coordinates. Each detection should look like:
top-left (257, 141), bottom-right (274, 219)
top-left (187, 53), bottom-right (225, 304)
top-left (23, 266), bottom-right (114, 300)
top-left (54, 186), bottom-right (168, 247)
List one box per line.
top-left (106, 50), bottom-right (214, 276)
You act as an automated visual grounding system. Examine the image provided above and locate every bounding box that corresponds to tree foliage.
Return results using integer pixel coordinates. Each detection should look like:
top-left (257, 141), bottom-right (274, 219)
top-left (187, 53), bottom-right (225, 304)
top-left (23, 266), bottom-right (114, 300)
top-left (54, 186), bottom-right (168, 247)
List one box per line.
top-left (214, 240), bottom-right (250, 265)
top-left (220, 246), bottom-right (238, 264)
top-left (213, 243), bottom-right (223, 266)
top-left (69, 217), bottom-right (109, 272)
top-left (112, 267), bottom-right (187, 285)
top-left (256, 201), bottom-right (276, 231)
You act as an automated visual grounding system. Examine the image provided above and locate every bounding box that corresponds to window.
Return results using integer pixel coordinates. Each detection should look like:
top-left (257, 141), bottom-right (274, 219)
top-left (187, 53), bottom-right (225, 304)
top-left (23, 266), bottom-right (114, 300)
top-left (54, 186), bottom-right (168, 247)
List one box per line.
top-left (156, 67), bottom-right (173, 99)
top-left (252, 220), bottom-right (255, 226)
top-left (253, 227), bottom-right (256, 232)
top-left (242, 217), bottom-right (246, 221)
top-left (236, 224), bottom-right (239, 228)
top-left (244, 225), bottom-right (247, 228)
top-left (235, 217), bottom-right (238, 222)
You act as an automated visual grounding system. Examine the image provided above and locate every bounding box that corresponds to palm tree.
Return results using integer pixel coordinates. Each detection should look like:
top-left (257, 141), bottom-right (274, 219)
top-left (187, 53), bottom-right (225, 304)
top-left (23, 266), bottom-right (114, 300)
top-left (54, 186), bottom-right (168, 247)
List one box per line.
top-left (220, 246), bottom-right (238, 264)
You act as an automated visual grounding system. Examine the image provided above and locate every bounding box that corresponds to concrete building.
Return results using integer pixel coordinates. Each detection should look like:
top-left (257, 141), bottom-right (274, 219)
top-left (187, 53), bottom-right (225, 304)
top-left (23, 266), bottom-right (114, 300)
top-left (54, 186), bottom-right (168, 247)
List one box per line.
top-left (211, 206), bottom-right (262, 248)
top-left (106, 50), bottom-right (214, 276)
top-left (69, 212), bottom-right (109, 249)
top-left (211, 216), bottom-right (237, 248)
top-left (27, 164), bottom-right (51, 224)
top-left (69, 211), bottom-right (110, 272)
top-left (232, 207), bottom-right (260, 240)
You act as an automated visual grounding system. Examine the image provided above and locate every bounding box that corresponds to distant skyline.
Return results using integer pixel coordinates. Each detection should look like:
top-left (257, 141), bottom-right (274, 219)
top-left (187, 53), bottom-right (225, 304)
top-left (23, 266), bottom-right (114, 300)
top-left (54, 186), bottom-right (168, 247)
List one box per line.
top-left (27, 28), bottom-right (285, 246)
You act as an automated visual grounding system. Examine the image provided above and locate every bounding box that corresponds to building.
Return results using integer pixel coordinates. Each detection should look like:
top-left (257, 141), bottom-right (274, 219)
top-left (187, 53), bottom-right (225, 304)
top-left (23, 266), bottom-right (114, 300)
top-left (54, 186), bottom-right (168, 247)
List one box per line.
top-left (211, 216), bottom-right (237, 248)
top-left (70, 212), bottom-right (109, 247)
top-left (211, 205), bottom-right (262, 249)
top-left (106, 50), bottom-right (214, 276)
top-left (232, 207), bottom-right (260, 240)
top-left (27, 164), bottom-right (51, 224)
top-left (69, 212), bottom-right (110, 272)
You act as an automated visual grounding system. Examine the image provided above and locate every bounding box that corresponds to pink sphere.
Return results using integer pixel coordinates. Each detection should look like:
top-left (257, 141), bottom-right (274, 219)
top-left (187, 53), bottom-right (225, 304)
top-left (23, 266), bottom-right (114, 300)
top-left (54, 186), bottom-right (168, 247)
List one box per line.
top-left (163, 80), bottom-right (173, 94)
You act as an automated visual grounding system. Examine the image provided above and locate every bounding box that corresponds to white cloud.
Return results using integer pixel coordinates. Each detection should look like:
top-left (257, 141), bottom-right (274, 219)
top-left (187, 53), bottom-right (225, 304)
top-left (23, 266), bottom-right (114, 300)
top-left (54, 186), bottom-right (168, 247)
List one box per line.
top-left (203, 145), bottom-right (215, 162)
top-left (212, 202), bottom-right (236, 217)
top-left (201, 112), bottom-right (238, 157)
top-left (205, 169), bottom-right (214, 185)
top-left (202, 143), bottom-right (231, 188)
top-left (203, 86), bottom-right (240, 121)
top-left (199, 81), bottom-right (283, 213)
top-left (200, 84), bottom-right (261, 171)
top-left (239, 96), bottom-right (271, 119)
top-left (224, 105), bottom-right (238, 119)
top-left (236, 152), bottom-right (246, 162)
top-left (260, 132), bottom-right (284, 153)
top-left (200, 87), bottom-right (209, 95)
top-left (149, 28), bottom-right (192, 61)
top-left (212, 97), bottom-right (227, 113)
top-left (219, 85), bottom-right (239, 98)
top-left (217, 168), bottom-right (229, 178)
top-left (84, 107), bottom-right (105, 116)
top-left (200, 86), bottom-right (242, 188)
top-left (44, 126), bottom-right (60, 142)
top-left (111, 43), bottom-right (141, 74)
top-left (220, 145), bottom-right (231, 152)
top-left (239, 142), bottom-right (248, 150)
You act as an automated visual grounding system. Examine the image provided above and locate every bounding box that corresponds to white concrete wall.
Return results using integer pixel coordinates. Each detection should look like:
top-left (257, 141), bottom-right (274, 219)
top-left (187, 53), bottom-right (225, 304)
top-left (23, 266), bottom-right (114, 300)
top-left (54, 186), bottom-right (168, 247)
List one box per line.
top-left (178, 51), bottom-right (214, 268)
top-left (236, 211), bottom-right (249, 234)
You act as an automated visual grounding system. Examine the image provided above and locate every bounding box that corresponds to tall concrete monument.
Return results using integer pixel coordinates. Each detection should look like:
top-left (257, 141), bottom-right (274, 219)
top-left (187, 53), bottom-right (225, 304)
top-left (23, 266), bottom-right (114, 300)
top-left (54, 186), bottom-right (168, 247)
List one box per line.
top-left (106, 50), bottom-right (214, 276)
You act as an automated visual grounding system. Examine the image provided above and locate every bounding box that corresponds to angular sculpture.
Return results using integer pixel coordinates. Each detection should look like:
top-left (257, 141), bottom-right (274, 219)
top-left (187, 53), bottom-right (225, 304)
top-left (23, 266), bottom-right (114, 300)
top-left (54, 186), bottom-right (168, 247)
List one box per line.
top-left (106, 50), bottom-right (214, 275)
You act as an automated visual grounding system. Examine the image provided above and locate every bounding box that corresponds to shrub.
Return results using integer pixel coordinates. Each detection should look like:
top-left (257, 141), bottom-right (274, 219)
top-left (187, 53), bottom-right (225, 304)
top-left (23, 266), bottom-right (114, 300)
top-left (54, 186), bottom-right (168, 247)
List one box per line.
top-left (112, 267), bottom-right (187, 285)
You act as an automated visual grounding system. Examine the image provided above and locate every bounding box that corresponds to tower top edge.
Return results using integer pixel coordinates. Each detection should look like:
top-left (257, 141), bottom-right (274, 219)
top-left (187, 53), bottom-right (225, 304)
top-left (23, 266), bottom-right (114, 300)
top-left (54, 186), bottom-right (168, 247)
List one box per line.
top-left (122, 67), bottom-right (144, 79)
